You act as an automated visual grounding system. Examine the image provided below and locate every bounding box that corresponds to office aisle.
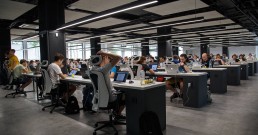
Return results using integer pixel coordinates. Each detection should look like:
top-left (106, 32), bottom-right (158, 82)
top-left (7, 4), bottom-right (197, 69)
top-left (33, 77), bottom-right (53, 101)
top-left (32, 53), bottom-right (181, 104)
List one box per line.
top-left (1, 76), bottom-right (258, 135)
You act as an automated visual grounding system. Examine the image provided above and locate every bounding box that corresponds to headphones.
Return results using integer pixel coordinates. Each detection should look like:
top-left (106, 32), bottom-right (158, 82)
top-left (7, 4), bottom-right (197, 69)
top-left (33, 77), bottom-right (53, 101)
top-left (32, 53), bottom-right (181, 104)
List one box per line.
top-left (89, 55), bottom-right (102, 66)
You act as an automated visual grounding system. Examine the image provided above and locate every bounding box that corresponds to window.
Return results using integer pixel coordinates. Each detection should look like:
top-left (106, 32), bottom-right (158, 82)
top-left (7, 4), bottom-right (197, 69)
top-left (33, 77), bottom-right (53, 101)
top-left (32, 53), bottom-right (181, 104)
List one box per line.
top-left (66, 43), bottom-right (83, 59)
top-left (149, 44), bottom-right (157, 57)
top-left (11, 41), bottom-right (24, 60)
top-left (27, 41), bottom-right (41, 60)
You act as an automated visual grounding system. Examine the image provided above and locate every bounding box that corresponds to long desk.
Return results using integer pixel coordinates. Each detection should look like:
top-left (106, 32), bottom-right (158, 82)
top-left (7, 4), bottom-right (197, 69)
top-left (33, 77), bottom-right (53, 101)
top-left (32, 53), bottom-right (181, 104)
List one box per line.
top-left (61, 76), bottom-right (166, 135)
top-left (248, 62), bottom-right (255, 76)
top-left (192, 68), bottom-right (227, 93)
top-left (254, 61), bottom-right (258, 73)
top-left (147, 72), bottom-right (208, 108)
top-left (232, 63), bottom-right (249, 80)
top-left (23, 73), bottom-right (42, 100)
top-left (213, 65), bottom-right (241, 85)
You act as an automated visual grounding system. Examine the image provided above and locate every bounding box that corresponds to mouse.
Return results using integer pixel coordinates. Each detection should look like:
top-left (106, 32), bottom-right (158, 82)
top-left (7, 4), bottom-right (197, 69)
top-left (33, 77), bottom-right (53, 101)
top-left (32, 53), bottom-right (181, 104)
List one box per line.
top-left (129, 80), bottom-right (134, 84)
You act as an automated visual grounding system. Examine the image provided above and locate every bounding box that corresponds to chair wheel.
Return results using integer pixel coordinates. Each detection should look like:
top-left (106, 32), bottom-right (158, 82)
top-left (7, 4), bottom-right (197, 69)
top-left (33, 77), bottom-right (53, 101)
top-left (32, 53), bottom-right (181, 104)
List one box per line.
top-left (94, 123), bottom-right (98, 127)
top-left (42, 108), bottom-right (45, 111)
top-left (93, 131), bottom-right (97, 135)
top-left (114, 132), bottom-right (118, 135)
top-left (24, 93), bottom-right (27, 97)
top-left (13, 96), bottom-right (15, 98)
top-left (5, 95), bottom-right (7, 98)
top-left (50, 111), bottom-right (53, 114)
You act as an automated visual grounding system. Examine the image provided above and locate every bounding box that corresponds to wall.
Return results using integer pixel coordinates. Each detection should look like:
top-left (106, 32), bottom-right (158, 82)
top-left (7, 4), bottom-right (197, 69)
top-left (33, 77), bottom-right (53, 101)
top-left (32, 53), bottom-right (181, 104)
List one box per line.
top-left (210, 47), bottom-right (222, 55)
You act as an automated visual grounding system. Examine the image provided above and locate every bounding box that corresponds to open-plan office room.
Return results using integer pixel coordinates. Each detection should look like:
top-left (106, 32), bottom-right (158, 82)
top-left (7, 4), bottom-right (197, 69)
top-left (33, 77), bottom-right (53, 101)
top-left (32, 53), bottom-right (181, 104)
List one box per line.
top-left (1, 0), bottom-right (258, 135)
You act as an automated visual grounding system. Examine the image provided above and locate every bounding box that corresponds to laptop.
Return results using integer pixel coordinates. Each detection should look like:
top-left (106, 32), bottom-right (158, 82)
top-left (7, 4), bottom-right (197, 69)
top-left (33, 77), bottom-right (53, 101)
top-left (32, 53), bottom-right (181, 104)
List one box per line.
top-left (149, 64), bottom-right (158, 72)
top-left (68, 70), bottom-right (77, 76)
top-left (113, 71), bottom-right (129, 83)
top-left (192, 62), bottom-right (202, 69)
top-left (165, 64), bottom-right (179, 74)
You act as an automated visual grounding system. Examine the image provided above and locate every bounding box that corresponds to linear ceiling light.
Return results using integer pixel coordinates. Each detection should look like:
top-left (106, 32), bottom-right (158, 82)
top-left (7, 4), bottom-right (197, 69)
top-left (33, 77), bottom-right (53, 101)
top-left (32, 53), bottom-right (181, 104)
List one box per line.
top-left (67, 17), bottom-right (204, 42)
top-left (57, 0), bottom-right (157, 30)
top-left (23, 35), bottom-right (39, 41)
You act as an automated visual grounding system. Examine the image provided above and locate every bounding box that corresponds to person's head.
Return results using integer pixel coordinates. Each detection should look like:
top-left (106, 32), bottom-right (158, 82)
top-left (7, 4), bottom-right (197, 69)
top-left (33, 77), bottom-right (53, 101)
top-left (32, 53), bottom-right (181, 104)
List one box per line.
top-left (173, 55), bottom-right (179, 60)
top-left (180, 54), bottom-right (189, 64)
top-left (249, 53), bottom-right (252, 57)
top-left (215, 54), bottom-right (221, 59)
top-left (239, 54), bottom-right (243, 59)
top-left (20, 59), bottom-right (27, 67)
top-left (159, 56), bottom-right (166, 62)
top-left (9, 49), bottom-right (15, 55)
top-left (202, 53), bottom-right (208, 61)
top-left (137, 56), bottom-right (147, 64)
top-left (54, 53), bottom-right (65, 66)
top-left (150, 56), bottom-right (154, 62)
top-left (124, 57), bottom-right (128, 61)
top-left (232, 54), bottom-right (238, 60)
top-left (29, 60), bottom-right (34, 65)
top-left (99, 55), bottom-right (111, 67)
top-left (193, 54), bottom-right (198, 59)
top-left (35, 60), bottom-right (40, 64)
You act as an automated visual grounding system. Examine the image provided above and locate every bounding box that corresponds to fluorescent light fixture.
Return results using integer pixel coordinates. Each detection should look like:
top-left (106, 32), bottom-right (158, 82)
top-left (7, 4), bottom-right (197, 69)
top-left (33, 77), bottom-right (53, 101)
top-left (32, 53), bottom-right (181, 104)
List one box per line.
top-left (66, 17), bottom-right (204, 42)
top-left (57, 0), bottom-right (157, 30)
top-left (93, 17), bottom-right (204, 37)
top-left (23, 35), bottom-right (39, 41)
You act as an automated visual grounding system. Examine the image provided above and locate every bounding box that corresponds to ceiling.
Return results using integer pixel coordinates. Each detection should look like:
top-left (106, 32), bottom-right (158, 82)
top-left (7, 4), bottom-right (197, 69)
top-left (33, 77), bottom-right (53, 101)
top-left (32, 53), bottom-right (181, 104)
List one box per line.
top-left (0, 0), bottom-right (257, 47)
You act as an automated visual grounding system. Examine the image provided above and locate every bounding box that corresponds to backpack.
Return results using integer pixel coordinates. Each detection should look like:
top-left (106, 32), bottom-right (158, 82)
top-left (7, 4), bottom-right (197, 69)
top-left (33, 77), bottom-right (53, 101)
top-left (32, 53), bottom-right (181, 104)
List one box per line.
top-left (82, 85), bottom-right (94, 111)
top-left (65, 96), bottom-right (80, 114)
top-left (139, 111), bottom-right (163, 135)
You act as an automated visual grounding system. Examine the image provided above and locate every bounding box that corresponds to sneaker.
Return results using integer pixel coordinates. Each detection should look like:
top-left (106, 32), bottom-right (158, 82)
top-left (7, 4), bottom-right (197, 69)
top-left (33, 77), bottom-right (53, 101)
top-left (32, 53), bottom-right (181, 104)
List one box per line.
top-left (170, 92), bottom-right (179, 102)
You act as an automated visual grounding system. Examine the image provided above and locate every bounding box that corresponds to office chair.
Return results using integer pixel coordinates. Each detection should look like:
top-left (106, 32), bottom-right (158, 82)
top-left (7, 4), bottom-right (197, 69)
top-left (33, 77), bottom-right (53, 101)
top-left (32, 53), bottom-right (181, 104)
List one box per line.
top-left (89, 70), bottom-right (126, 135)
top-left (5, 72), bottom-right (27, 98)
top-left (41, 69), bottom-right (65, 113)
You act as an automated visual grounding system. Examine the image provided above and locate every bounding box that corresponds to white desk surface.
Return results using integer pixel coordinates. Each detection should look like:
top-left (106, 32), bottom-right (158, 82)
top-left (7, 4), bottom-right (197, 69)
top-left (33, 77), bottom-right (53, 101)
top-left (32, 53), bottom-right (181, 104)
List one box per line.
top-left (192, 68), bottom-right (227, 71)
top-left (153, 72), bottom-right (207, 76)
top-left (22, 72), bottom-right (42, 78)
top-left (214, 65), bottom-right (240, 68)
top-left (62, 75), bottom-right (165, 90)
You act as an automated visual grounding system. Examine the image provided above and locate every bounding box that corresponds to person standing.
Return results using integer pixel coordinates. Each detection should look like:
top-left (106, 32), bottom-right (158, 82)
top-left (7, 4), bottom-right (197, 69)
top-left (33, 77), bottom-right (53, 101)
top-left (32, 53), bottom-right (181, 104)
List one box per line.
top-left (8, 49), bottom-right (19, 71)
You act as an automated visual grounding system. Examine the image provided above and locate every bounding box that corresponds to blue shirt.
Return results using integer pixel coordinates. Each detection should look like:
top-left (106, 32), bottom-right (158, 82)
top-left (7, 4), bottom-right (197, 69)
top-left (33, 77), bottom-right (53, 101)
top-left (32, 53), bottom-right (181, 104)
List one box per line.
top-left (172, 60), bottom-right (180, 64)
top-left (110, 66), bottom-right (117, 74)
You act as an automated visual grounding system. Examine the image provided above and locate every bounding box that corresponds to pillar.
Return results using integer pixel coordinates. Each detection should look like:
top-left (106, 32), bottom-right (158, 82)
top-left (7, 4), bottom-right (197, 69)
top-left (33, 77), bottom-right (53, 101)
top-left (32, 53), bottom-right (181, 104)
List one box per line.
top-left (0, 29), bottom-right (11, 65)
top-left (157, 26), bottom-right (172, 57)
top-left (90, 37), bottom-right (101, 55)
top-left (141, 39), bottom-right (150, 56)
top-left (200, 38), bottom-right (210, 56)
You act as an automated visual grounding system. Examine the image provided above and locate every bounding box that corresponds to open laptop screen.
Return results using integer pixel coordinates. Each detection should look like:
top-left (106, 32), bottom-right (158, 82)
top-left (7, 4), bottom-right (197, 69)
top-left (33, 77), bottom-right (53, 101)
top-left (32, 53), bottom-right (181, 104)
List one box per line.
top-left (114, 71), bottom-right (128, 82)
top-left (69, 70), bottom-right (77, 76)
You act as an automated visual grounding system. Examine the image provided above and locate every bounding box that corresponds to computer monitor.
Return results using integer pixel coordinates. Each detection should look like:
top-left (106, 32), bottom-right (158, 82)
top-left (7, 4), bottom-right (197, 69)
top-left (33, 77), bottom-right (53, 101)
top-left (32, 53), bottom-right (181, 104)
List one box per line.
top-left (114, 71), bottom-right (129, 82)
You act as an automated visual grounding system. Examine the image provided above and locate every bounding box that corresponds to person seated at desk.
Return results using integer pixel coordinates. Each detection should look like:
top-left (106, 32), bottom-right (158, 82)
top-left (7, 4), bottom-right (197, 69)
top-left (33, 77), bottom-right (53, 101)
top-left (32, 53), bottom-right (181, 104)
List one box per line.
top-left (158, 56), bottom-right (166, 68)
top-left (200, 53), bottom-right (212, 68)
top-left (171, 55), bottom-right (180, 64)
top-left (13, 59), bottom-right (32, 92)
top-left (166, 54), bottom-right (190, 101)
top-left (213, 54), bottom-right (225, 65)
top-left (137, 56), bottom-right (155, 74)
top-left (193, 54), bottom-right (199, 62)
top-left (29, 60), bottom-right (37, 71)
top-left (231, 54), bottom-right (240, 63)
top-left (239, 54), bottom-right (246, 62)
top-left (92, 50), bottom-right (125, 119)
top-left (247, 53), bottom-right (254, 61)
top-left (48, 54), bottom-right (76, 103)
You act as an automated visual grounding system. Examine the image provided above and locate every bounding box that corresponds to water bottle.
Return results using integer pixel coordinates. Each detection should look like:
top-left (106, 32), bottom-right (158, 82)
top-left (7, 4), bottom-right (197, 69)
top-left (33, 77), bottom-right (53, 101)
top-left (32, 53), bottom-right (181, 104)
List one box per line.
top-left (140, 70), bottom-right (145, 85)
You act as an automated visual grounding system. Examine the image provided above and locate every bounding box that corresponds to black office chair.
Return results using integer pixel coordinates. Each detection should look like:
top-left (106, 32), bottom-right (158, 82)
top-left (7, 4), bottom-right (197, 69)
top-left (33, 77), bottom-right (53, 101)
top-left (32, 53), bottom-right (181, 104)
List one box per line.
top-left (41, 69), bottom-right (65, 113)
top-left (89, 70), bottom-right (125, 135)
top-left (5, 72), bottom-right (27, 98)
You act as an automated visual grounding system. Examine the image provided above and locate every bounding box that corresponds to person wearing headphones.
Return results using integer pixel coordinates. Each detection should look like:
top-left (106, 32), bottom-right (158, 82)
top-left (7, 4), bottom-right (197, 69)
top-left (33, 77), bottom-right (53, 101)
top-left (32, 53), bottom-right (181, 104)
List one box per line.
top-left (91, 50), bottom-right (125, 119)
